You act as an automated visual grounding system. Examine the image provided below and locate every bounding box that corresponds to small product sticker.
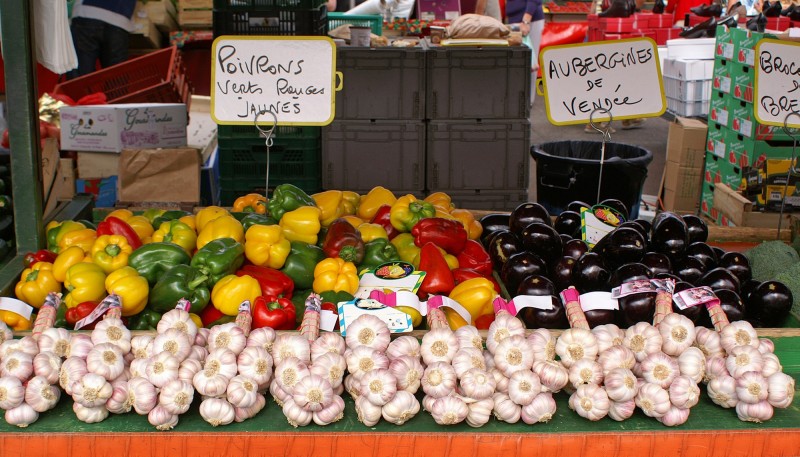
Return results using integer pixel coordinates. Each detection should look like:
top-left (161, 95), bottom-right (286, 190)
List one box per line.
top-left (673, 287), bottom-right (717, 310)
top-left (611, 279), bottom-right (657, 298)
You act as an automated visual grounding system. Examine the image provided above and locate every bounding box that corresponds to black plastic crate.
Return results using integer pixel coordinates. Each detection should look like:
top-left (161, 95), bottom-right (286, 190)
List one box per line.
top-left (442, 189), bottom-right (529, 211)
top-left (322, 120), bottom-right (425, 192)
top-left (426, 46), bottom-right (531, 120)
top-left (213, 4), bottom-right (327, 37)
top-left (335, 47), bottom-right (426, 120)
top-left (427, 119), bottom-right (530, 191)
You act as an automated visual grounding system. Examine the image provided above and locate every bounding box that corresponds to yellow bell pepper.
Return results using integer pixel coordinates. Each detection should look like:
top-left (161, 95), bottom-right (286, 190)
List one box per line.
top-left (211, 274), bottom-right (262, 316)
top-left (53, 246), bottom-right (90, 282)
top-left (312, 257), bottom-right (359, 295)
top-left (244, 224), bottom-right (291, 269)
top-left (151, 220), bottom-right (198, 254)
top-left (233, 193), bottom-right (267, 214)
top-left (197, 215), bottom-right (245, 250)
top-left (450, 209), bottom-right (483, 241)
top-left (312, 190), bottom-right (345, 226)
top-left (396, 305), bottom-right (423, 327)
top-left (448, 277), bottom-right (498, 322)
top-left (189, 313), bottom-right (203, 329)
top-left (390, 194), bottom-right (437, 232)
top-left (412, 245), bottom-right (459, 270)
top-left (126, 215), bottom-right (155, 243)
top-left (91, 234), bottom-right (133, 274)
top-left (179, 215), bottom-right (197, 232)
top-left (0, 310), bottom-right (31, 331)
top-left (58, 228), bottom-right (97, 253)
top-left (14, 262), bottom-right (61, 309)
top-left (342, 191), bottom-right (360, 216)
top-left (104, 209), bottom-right (135, 221)
top-left (391, 233), bottom-right (420, 264)
top-left (357, 186), bottom-right (396, 221)
top-left (195, 206), bottom-right (230, 232)
top-left (357, 223), bottom-right (388, 243)
top-left (425, 192), bottom-right (455, 212)
top-left (47, 220), bottom-right (86, 252)
top-left (63, 262), bottom-right (107, 308)
top-left (443, 308), bottom-right (470, 330)
top-left (105, 266), bottom-right (149, 316)
top-left (340, 215), bottom-right (365, 228)
top-left (279, 206), bottom-right (322, 245)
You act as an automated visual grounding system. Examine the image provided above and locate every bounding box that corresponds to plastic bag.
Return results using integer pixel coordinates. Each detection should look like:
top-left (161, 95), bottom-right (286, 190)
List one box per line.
top-left (33, 0), bottom-right (78, 75)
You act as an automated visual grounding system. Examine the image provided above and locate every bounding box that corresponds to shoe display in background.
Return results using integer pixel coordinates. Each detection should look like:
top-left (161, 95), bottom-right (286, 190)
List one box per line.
top-left (652, 0), bottom-right (666, 14)
top-left (598, 0), bottom-right (632, 17)
top-left (690, 3), bottom-right (722, 17)
top-left (763, 0), bottom-right (783, 16)
top-left (746, 12), bottom-right (767, 31)
top-left (621, 119), bottom-right (645, 130)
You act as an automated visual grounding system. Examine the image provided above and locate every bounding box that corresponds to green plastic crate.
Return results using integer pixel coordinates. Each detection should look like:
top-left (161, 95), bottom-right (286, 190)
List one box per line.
top-left (327, 12), bottom-right (382, 35)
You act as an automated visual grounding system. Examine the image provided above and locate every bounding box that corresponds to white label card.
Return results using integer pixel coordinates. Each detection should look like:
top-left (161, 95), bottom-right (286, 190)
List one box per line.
top-left (579, 291), bottom-right (619, 311)
top-left (0, 298), bottom-right (33, 321)
top-left (754, 39), bottom-right (800, 128)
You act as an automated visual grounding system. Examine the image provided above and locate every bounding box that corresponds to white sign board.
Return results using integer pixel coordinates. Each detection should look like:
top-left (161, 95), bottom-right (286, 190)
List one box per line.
top-left (540, 38), bottom-right (666, 125)
top-left (755, 39), bottom-right (800, 128)
top-left (211, 36), bottom-right (339, 126)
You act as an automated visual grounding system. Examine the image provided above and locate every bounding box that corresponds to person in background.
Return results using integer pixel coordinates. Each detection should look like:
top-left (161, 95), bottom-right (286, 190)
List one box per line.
top-left (67, 0), bottom-right (136, 79)
top-left (473, 0), bottom-right (503, 21)
top-left (666, 0), bottom-right (713, 26)
top-left (506, 0), bottom-right (543, 108)
top-left (727, 0), bottom-right (762, 15)
top-left (344, 0), bottom-right (417, 19)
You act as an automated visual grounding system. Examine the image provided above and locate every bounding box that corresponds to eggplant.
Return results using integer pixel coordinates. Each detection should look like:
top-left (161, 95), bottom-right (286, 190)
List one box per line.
top-left (682, 214), bottom-right (709, 244)
top-left (712, 247), bottom-right (726, 260)
top-left (522, 296), bottom-right (569, 329)
top-left (654, 272), bottom-right (682, 282)
top-left (684, 242), bottom-right (719, 271)
top-left (592, 227), bottom-right (646, 268)
top-left (715, 288), bottom-right (746, 323)
top-left (739, 278), bottom-right (761, 302)
top-left (650, 212), bottom-right (689, 258)
top-left (501, 251), bottom-right (548, 296)
top-left (641, 252), bottom-right (672, 276)
top-left (633, 219), bottom-right (652, 235)
top-left (618, 221), bottom-right (650, 246)
top-left (571, 252), bottom-right (611, 293)
top-left (673, 256), bottom-right (707, 284)
top-left (560, 234), bottom-right (573, 244)
top-left (617, 292), bottom-right (656, 328)
top-left (745, 280), bottom-right (793, 327)
top-left (718, 251), bottom-right (752, 284)
top-left (671, 280), bottom-right (703, 324)
top-left (487, 230), bottom-right (522, 270)
top-left (566, 201), bottom-right (592, 213)
top-left (699, 267), bottom-right (740, 293)
top-left (521, 222), bottom-right (563, 266)
top-left (551, 256), bottom-right (577, 291)
top-left (599, 198), bottom-right (629, 220)
top-left (563, 239), bottom-right (589, 260)
top-left (516, 274), bottom-right (556, 296)
top-left (479, 213), bottom-right (511, 246)
top-left (554, 211), bottom-right (582, 237)
top-left (585, 309), bottom-right (617, 328)
top-left (608, 263), bottom-right (652, 289)
top-left (509, 202), bottom-right (551, 234)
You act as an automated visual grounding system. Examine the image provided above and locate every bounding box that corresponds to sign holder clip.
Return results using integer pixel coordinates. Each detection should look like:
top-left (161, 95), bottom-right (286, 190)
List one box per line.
top-left (587, 107), bottom-right (613, 205)
top-left (254, 109), bottom-right (278, 198)
top-left (778, 110), bottom-right (800, 238)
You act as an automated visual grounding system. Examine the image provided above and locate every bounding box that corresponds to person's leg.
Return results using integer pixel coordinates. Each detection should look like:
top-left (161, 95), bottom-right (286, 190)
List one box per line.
top-left (345, 0), bottom-right (384, 15)
top-left (67, 17), bottom-right (104, 79)
top-left (528, 19), bottom-right (545, 107)
top-left (99, 23), bottom-right (130, 69)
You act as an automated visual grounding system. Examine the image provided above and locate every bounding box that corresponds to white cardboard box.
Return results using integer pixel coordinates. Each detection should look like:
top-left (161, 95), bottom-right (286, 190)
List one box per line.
top-left (60, 103), bottom-right (187, 153)
top-left (665, 38), bottom-right (716, 60)
top-left (662, 57), bottom-right (715, 80)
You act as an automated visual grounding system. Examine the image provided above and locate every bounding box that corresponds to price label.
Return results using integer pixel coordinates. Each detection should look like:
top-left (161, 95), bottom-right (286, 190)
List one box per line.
top-left (754, 39), bottom-right (800, 128)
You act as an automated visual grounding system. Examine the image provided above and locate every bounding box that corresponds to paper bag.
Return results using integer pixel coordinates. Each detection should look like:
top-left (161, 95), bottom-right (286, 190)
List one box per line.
top-left (118, 148), bottom-right (201, 204)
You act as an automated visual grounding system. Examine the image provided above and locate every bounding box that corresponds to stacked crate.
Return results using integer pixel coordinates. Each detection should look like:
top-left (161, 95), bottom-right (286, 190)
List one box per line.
top-left (662, 57), bottom-right (714, 117)
top-left (587, 12), bottom-right (681, 45)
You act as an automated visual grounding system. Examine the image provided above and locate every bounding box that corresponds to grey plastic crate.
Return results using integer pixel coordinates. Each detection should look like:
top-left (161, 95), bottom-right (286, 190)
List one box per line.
top-left (322, 120), bottom-right (425, 191)
top-left (443, 189), bottom-right (529, 211)
top-left (426, 46), bottom-right (531, 120)
top-left (336, 47), bottom-right (425, 120)
top-left (427, 119), bottom-right (530, 191)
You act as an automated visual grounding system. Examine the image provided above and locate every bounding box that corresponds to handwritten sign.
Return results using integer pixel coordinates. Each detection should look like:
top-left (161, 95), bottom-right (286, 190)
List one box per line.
top-left (540, 38), bottom-right (665, 125)
top-left (754, 39), bottom-right (800, 128)
top-left (211, 36), bottom-right (339, 126)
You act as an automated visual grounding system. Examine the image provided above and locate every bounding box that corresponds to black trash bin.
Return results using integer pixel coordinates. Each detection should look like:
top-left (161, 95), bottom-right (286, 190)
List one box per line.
top-left (531, 141), bottom-right (653, 220)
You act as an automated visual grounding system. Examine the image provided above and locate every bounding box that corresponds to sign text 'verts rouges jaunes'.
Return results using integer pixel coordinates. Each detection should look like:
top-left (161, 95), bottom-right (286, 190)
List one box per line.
top-left (755, 39), bottom-right (800, 128)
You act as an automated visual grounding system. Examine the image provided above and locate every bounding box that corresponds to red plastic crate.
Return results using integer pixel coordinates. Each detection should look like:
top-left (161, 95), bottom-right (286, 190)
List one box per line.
top-left (599, 17), bottom-right (636, 33)
top-left (767, 16), bottom-right (790, 31)
top-left (648, 14), bottom-right (673, 28)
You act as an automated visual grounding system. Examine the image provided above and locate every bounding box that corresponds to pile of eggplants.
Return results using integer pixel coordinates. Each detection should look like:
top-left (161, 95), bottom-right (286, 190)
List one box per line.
top-left (480, 201), bottom-right (794, 330)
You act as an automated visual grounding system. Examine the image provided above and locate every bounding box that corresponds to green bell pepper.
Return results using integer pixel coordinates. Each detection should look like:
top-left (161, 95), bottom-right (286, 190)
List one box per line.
top-left (128, 309), bottom-right (162, 330)
top-left (360, 238), bottom-right (401, 271)
top-left (148, 264), bottom-right (210, 314)
top-left (76, 219), bottom-right (97, 230)
top-left (127, 242), bottom-right (192, 286)
top-left (267, 183), bottom-right (316, 221)
top-left (319, 290), bottom-right (355, 304)
top-left (152, 210), bottom-right (192, 229)
top-left (190, 237), bottom-right (245, 288)
top-left (54, 301), bottom-right (69, 329)
top-left (141, 209), bottom-right (166, 225)
top-left (239, 213), bottom-right (278, 232)
top-left (280, 241), bottom-right (325, 290)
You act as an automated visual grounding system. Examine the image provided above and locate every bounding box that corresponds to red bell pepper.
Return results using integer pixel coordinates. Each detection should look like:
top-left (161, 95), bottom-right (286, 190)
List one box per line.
top-left (370, 205), bottom-right (400, 240)
top-left (97, 216), bottom-right (142, 250)
top-left (474, 314), bottom-right (496, 329)
top-left (200, 305), bottom-right (236, 328)
top-left (455, 239), bottom-right (493, 276)
top-left (322, 218), bottom-right (365, 264)
top-left (65, 301), bottom-right (101, 330)
top-left (23, 249), bottom-right (58, 268)
top-left (252, 295), bottom-right (297, 330)
top-left (236, 264), bottom-right (294, 299)
top-left (451, 267), bottom-right (501, 293)
top-left (411, 218), bottom-right (467, 255)
top-left (417, 242), bottom-right (455, 299)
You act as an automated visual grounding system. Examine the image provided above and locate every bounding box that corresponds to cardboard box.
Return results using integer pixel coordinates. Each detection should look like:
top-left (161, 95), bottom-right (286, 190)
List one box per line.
top-left (666, 37), bottom-right (715, 59)
top-left (118, 148), bottom-right (201, 204)
top-left (60, 103), bottom-right (187, 153)
top-left (662, 161), bottom-right (703, 211)
top-left (713, 183), bottom-right (795, 228)
top-left (662, 58), bottom-right (715, 80)
top-left (666, 116), bottom-right (708, 167)
top-left (77, 152), bottom-right (119, 179)
top-left (186, 95), bottom-right (217, 153)
top-left (139, 0), bottom-right (178, 33)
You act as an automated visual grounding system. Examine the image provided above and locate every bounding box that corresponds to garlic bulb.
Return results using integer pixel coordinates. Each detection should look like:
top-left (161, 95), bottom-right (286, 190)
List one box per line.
top-left (608, 399), bottom-right (636, 421)
top-left (59, 356), bottom-right (88, 395)
top-left (556, 329), bottom-right (598, 368)
top-left (758, 338), bottom-right (775, 355)
top-left (195, 327), bottom-right (210, 347)
top-left (597, 345), bottom-right (636, 375)
top-left (381, 390), bottom-right (420, 425)
top-left (486, 312), bottom-right (526, 355)
top-left (492, 392), bottom-right (521, 423)
top-left (33, 351), bottom-right (62, 385)
top-left (272, 334), bottom-right (312, 365)
top-left (640, 351), bottom-right (679, 389)
top-left (0, 322), bottom-right (11, 343)
top-left (532, 360), bottom-right (569, 393)
top-left (345, 314), bottom-right (390, 352)
top-left (694, 326), bottom-right (724, 358)
top-left (1, 350), bottom-right (33, 381)
top-left (148, 405), bottom-right (179, 431)
top-left (310, 352), bottom-right (346, 389)
top-left (207, 323), bottom-right (247, 355)
top-left (345, 346), bottom-right (389, 380)
top-left (521, 392), bottom-right (557, 424)
top-left (726, 345), bottom-right (764, 378)
top-left (91, 318), bottom-right (132, 354)
top-left (130, 335), bottom-right (154, 359)
top-left (86, 343), bottom-right (125, 381)
top-left (293, 374), bottom-right (334, 411)
top-left (658, 313), bottom-right (696, 356)
top-left (157, 309), bottom-right (199, 340)
top-left (767, 372), bottom-right (795, 409)
top-left (188, 345), bottom-right (209, 363)
top-left (270, 379), bottom-right (292, 406)
top-left (200, 397), bottom-right (235, 427)
top-left (105, 379), bottom-right (130, 414)
top-left (704, 356), bottom-right (730, 383)
top-left (129, 358), bottom-right (149, 379)
top-left (592, 324), bottom-right (625, 354)
top-left (422, 394), bottom-right (437, 412)
top-left (274, 357), bottom-right (311, 394)
top-left (73, 402), bottom-right (109, 424)
top-left (484, 350), bottom-right (496, 370)
top-left (65, 334), bottom-right (93, 359)
top-left (192, 367), bottom-right (231, 398)
top-left (389, 355), bottom-right (424, 394)
top-left (72, 372), bottom-right (113, 407)
top-left (246, 327), bottom-right (276, 353)
top-left (707, 375), bottom-right (739, 408)
top-left (159, 379), bottom-right (195, 415)
top-left (634, 382), bottom-right (671, 418)
top-left (494, 335), bottom-right (535, 377)
top-left (205, 348), bottom-right (239, 381)
top-left (455, 325), bottom-right (484, 351)
top-left (421, 362), bottom-right (457, 398)
top-left (355, 395), bottom-right (382, 426)
top-left (624, 322), bottom-right (663, 363)
top-left (5, 402), bottom-right (38, 427)
top-left (568, 359), bottom-right (603, 389)
top-left (421, 327), bottom-right (459, 365)
top-left (604, 368), bottom-right (638, 402)
top-left (431, 395), bottom-right (469, 425)
top-left (528, 328), bottom-right (557, 362)
top-left (677, 346), bottom-right (706, 384)
top-left (312, 394), bottom-right (345, 426)
top-left (508, 369), bottom-right (542, 406)
top-left (452, 347), bottom-right (487, 378)
top-left (658, 405), bottom-right (690, 426)
top-left (385, 335), bottom-right (420, 361)
top-left (460, 368), bottom-right (497, 400)
top-left (569, 383), bottom-right (610, 421)
top-left (146, 352), bottom-right (181, 388)
top-left (719, 321), bottom-right (759, 353)
top-left (153, 329), bottom-right (192, 363)
top-left (37, 328), bottom-right (71, 357)
top-left (224, 375), bottom-right (262, 410)
top-left (179, 358), bottom-right (203, 384)
top-left (359, 369), bottom-right (397, 407)
top-left (491, 367), bottom-right (510, 394)
top-left (24, 375), bottom-right (61, 412)
top-left (669, 375), bottom-right (700, 409)
top-left (2, 336), bottom-right (38, 357)
top-left (235, 393), bottom-right (266, 423)
top-left (761, 352), bottom-right (782, 379)
top-left (466, 396), bottom-right (494, 428)
top-left (0, 376), bottom-right (25, 410)
top-left (735, 371), bottom-right (768, 404)
top-left (237, 346), bottom-right (274, 390)
top-left (735, 400), bottom-right (774, 423)
top-left (311, 332), bottom-right (347, 361)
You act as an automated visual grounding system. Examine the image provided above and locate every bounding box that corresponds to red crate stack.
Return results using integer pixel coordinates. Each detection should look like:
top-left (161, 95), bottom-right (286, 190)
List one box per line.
top-left (587, 11), bottom-right (680, 44)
